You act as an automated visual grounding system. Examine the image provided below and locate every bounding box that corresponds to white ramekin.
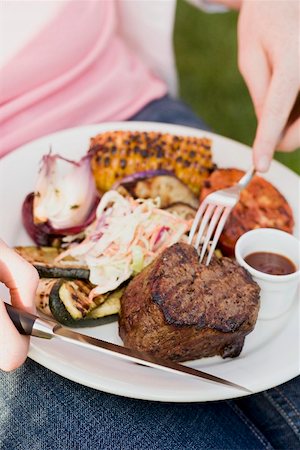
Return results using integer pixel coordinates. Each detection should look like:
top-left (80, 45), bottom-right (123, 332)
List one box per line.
top-left (235, 228), bottom-right (300, 320)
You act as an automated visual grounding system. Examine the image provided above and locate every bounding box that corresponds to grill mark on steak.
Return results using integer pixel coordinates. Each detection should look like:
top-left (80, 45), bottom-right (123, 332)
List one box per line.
top-left (119, 242), bottom-right (260, 362)
top-left (149, 244), bottom-right (258, 332)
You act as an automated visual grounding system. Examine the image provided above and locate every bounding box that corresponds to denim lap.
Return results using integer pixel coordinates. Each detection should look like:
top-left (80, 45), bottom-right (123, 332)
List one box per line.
top-left (130, 95), bottom-right (210, 131)
top-left (0, 359), bottom-right (271, 450)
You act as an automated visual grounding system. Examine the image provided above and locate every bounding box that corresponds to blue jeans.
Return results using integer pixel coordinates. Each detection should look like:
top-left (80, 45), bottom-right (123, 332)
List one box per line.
top-left (1, 96), bottom-right (299, 450)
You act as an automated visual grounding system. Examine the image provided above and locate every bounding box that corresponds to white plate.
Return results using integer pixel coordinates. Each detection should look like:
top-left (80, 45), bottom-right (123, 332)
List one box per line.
top-left (0, 122), bottom-right (299, 402)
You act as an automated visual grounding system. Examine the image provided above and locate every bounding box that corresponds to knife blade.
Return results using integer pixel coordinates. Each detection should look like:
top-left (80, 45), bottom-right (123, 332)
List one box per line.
top-left (5, 302), bottom-right (251, 394)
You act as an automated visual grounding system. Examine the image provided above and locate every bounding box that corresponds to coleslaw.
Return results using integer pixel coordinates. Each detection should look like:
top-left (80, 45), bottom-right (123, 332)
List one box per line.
top-left (57, 190), bottom-right (192, 299)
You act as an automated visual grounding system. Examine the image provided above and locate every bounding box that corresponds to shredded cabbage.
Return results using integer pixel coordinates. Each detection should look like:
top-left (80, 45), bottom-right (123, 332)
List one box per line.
top-left (57, 191), bottom-right (192, 299)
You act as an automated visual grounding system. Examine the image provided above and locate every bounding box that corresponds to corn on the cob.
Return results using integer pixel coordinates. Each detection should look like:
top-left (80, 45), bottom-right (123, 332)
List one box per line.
top-left (89, 131), bottom-right (214, 195)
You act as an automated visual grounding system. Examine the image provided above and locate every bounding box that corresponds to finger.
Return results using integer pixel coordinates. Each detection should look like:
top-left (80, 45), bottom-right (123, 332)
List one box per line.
top-left (238, 42), bottom-right (271, 119)
top-left (277, 117), bottom-right (300, 152)
top-left (0, 299), bottom-right (29, 371)
top-left (0, 239), bottom-right (38, 313)
top-left (252, 67), bottom-right (299, 172)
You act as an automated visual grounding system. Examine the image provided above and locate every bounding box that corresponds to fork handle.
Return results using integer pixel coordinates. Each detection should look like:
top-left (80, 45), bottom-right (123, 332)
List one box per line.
top-left (238, 167), bottom-right (255, 189)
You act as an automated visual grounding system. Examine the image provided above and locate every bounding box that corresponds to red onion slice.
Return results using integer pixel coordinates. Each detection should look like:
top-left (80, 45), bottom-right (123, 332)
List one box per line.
top-left (111, 169), bottom-right (175, 190)
top-left (22, 152), bottom-right (100, 244)
top-left (22, 192), bottom-right (99, 245)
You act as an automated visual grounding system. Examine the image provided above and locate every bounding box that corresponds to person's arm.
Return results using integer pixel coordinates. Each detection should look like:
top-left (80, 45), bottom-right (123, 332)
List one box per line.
top-left (0, 240), bottom-right (39, 371)
top-left (197, 0), bottom-right (300, 172)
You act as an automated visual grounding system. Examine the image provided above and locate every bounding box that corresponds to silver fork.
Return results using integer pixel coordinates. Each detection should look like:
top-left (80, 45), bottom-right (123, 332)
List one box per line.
top-left (188, 167), bottom-right (255, 265)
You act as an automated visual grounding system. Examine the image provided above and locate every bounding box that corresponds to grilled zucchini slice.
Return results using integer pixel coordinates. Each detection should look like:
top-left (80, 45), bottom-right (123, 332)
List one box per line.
top-left (15, 246), bottom-right (89, 280)
top-left (35, 278), bottom-right (57, 316)
top-left (49, 279), bottom-right (120, 327)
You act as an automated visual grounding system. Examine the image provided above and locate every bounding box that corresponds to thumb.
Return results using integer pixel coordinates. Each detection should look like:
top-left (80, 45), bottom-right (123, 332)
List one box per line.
top-left (0, 241), bottom-right (39, 371)
top-left (0, 239), bottom-right (38, 313)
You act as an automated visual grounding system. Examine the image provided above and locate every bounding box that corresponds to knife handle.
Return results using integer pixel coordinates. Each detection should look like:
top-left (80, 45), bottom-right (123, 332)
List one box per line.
top-left (4, 302), bottom-right (56, 339)
top-left (4, 302), bottom-right (37, 336)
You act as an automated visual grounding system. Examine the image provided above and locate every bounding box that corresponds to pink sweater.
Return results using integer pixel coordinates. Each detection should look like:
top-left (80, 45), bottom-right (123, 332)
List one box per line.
top-left (0, 1), bottom-right (167, 157)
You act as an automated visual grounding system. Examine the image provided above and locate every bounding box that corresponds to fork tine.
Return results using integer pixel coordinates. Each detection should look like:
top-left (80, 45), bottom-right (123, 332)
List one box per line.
top-left (205, 206), bottom-right (232, 266)
top-left (194, 204), bottom-right (216, 250)
top-left (188, 200), bottom-right (208, 245)
top-left (199, 205), bottom-right (224, 263)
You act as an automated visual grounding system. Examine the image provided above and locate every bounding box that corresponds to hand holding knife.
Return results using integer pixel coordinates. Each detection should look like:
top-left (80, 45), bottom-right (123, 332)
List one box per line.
top-left (4, 302), bottom-right (251, 394)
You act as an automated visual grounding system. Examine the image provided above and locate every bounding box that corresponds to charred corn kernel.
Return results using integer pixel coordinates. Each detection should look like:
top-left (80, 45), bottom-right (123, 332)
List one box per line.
top-left (89, 131), bottom-right (215, 195)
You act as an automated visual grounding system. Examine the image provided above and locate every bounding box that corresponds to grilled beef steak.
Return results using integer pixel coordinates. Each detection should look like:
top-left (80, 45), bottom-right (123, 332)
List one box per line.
top-left (119, 243), bottom-right (260, 362)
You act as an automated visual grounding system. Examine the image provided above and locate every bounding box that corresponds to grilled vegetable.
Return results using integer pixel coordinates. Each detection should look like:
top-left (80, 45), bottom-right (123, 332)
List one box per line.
top-left (164, 202), bottom-right (197, 221)
top-left (35, 278), bottom-right (57, 316)
top-left (111, 169), bottom-right (172, 190)
top-left (200, 168), bottom-right (294, 256)
top-left (84, 290), bottom-right (122, 319)
top-left (89, 131), bottom-right (214, 195)
top-left (49, 279), bottom-right (120, 327)
top-left (115, 173), bottom-right (199, 209)
top-left (22, 193), bottom-right (61, 247)
top-left (36, 265), bottom-right (89, 281)
top-left (22, 154), bottom-right (100, 246)
top-left (15, 246), bottom-right (89, 280)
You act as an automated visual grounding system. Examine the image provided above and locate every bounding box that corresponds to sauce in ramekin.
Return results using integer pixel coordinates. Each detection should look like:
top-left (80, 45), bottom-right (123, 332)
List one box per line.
top-left (244, 252), bottom-right (296, 276)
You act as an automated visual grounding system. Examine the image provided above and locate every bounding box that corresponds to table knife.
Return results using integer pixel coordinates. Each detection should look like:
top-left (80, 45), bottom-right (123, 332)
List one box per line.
top-left (5, 302), bottom-right (251, 394)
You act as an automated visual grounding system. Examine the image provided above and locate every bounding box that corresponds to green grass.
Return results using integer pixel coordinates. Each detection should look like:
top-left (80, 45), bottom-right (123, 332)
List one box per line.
top-left (174, 0), bottom-right (300, 174)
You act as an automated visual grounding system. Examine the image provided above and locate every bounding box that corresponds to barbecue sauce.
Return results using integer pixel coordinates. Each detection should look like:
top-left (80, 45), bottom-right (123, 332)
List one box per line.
top-left (244, 252), bottom-right (296, 276)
